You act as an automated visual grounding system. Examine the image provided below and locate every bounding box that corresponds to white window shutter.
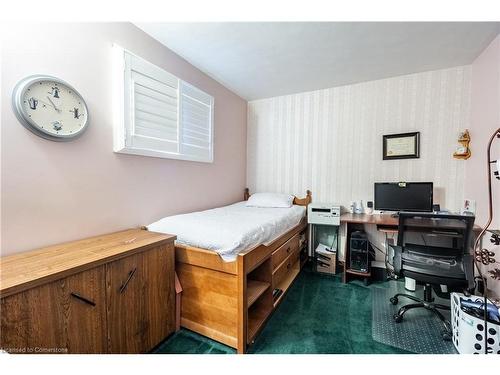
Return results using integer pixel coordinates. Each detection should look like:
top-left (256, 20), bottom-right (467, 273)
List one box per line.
top-left (127, 52), bottom-right (179, 154)
top-left (114, 45), bottom-right (214, 163)
top-left (180, 81), bottom-right (214, 162)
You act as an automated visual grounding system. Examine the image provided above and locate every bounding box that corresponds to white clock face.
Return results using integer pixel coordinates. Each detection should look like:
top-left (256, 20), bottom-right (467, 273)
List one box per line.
top-left (13, 76), bottom-right (89, 140)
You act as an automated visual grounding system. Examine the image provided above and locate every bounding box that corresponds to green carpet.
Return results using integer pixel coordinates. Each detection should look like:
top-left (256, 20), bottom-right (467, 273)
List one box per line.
top-left (154, 269), bottom-right (409, 354)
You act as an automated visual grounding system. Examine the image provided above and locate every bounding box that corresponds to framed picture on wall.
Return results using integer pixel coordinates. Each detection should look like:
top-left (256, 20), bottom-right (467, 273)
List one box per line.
top-left (383, 132), bottom-right (420, 160)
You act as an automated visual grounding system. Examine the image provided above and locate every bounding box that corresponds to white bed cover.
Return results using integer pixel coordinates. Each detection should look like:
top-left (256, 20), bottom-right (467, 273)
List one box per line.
top-left (147, 201), bottom-right (306, 262)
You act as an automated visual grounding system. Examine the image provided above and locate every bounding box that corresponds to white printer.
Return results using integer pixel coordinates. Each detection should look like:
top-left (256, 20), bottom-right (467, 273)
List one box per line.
top-left (307, 203), bottom-right (341, 271)
top-left (307, 203), bottom-right (341, 226)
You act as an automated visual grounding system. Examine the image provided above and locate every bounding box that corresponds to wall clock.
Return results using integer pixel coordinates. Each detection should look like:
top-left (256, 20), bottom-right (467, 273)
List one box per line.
top-left (12, 75), bottom-right (89, 141)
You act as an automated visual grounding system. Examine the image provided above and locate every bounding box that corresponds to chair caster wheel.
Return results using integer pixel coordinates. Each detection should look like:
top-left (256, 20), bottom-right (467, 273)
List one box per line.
top-left (393, 313), bottom-right (403, 323)
top-left (390, 297), bottom-right (398, 305)
top-left (441, 330), bottom-right (452, 341)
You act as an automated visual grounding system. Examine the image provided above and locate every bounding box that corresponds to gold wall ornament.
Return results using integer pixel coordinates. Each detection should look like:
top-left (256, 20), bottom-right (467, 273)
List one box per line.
top-left (453, 129), bottom-right (471, 159)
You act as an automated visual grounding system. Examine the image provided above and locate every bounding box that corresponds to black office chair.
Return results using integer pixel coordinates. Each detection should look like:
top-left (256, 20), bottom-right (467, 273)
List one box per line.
top-left (388, 212), bottom-right (475, 340)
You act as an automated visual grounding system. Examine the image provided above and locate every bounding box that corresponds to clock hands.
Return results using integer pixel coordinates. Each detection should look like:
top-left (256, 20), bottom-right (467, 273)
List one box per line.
top-left (46, 96), bottom-right (61, 113)
top-left (26, 88), bottom-right (80, 132)
top-left (31, 96), bottom-right (82, 124)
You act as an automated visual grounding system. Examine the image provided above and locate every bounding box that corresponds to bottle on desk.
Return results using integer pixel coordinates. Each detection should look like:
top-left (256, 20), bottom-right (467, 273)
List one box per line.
top-left (355, 200), bottom-right (364, 214)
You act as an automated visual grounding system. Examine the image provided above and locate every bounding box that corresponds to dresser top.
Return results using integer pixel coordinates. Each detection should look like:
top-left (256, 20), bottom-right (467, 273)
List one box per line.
top-left (0, 229), bottom-right (176, 297)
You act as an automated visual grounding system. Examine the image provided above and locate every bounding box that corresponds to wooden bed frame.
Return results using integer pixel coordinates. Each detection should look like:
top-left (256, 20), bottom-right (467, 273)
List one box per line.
top-left (144, 189), bottom-right (311, 353)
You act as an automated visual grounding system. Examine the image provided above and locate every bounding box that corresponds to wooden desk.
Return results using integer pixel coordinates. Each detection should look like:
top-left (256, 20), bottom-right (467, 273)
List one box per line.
top-left (340, 213), bottom-right (482, 283)
top-left (340, 213), bottom-right (398, 226)
top-left (340, 213), bottom-right (482, 231)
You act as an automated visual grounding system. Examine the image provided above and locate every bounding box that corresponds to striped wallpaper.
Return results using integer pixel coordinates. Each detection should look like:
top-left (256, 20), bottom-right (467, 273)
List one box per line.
top-left (247, 66), bottom-right (471, 212)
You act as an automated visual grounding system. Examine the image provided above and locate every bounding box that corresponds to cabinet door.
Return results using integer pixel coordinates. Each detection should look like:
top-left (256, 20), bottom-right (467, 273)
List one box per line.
top-left (63, 266), bottom-right (108, 353)
top-left (0, 266), bottom-right (107, 354)
top-left (106, 243), bottom-right (175, 353)
top-left (1, 280), bottom-right (66, 353)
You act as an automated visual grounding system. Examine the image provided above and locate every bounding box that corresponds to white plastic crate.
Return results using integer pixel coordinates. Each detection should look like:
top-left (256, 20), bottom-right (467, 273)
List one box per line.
top-left (451, 292), bottom-right (500, 354)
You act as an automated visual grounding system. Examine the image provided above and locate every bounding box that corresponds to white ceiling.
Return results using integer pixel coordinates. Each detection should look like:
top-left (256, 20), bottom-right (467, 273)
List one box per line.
top-left (135, 22), bottom-right (499, 101)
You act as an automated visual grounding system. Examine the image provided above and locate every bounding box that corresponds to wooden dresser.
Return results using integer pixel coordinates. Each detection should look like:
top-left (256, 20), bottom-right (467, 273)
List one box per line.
top-left (0, 229), bottom-right (176, 354)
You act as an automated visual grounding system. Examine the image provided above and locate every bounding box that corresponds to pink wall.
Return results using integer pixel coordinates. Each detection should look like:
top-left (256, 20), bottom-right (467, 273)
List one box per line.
top-left (1, 23), bottom-right (247, 256)
top-left (466, 35), bottom-right (500, 228)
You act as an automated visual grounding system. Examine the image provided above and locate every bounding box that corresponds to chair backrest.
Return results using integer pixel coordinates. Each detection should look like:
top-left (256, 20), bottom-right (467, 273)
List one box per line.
top-left (397, 212), bottom-right (475, 255)
top-left (393, 212), bottom-right (476, 290)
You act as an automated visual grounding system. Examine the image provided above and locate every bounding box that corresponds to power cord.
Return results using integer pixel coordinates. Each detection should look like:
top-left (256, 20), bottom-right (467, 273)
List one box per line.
top-left (420, 234), bottom-right (427, 246)
top-left (329, 231), bottom-right (338, 251)
top-left (369, 239), bottom-right (396, 279)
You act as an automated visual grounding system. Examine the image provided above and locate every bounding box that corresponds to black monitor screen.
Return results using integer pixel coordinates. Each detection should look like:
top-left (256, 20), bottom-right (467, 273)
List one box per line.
top-left (374, 182), bottom-right (433, 212)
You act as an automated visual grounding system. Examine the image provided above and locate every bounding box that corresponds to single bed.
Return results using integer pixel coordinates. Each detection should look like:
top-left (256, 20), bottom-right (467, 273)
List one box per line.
top-left (142, 189), bottom-right (311, 353)
top-left (147, 201), bottom-right (306, 262)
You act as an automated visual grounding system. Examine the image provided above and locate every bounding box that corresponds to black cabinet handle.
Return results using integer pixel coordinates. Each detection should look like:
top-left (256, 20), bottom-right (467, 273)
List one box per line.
top-left (70, 292), bottom-right (96, 307)
top-left (119, 267), bottom-right (137, 293)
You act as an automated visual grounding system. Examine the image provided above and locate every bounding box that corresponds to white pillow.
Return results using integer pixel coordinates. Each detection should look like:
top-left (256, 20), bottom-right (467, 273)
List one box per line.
top-left (246, 192), bottom-right (294, 208)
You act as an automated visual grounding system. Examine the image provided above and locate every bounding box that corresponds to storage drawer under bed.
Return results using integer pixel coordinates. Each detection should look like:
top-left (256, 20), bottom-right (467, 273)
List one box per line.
top-left (272, 248), bottom-right (299, 290)
top-left (271, 233), bottom-right (300, 270)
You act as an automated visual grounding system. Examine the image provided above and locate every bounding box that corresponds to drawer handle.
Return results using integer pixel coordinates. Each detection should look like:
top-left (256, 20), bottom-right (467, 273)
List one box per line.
top-left (70, 292), bottom-right (96, 307)
top-left (287, 262), bottom-right (291, 269)
top-left (286, 247), bottom-right (291, 253)
top-left (119, 267), bottom-right (137, 294)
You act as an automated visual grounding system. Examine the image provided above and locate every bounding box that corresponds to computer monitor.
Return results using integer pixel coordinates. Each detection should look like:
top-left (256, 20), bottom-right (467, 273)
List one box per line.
top-left (374, 182), bottom-right (433, 212)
